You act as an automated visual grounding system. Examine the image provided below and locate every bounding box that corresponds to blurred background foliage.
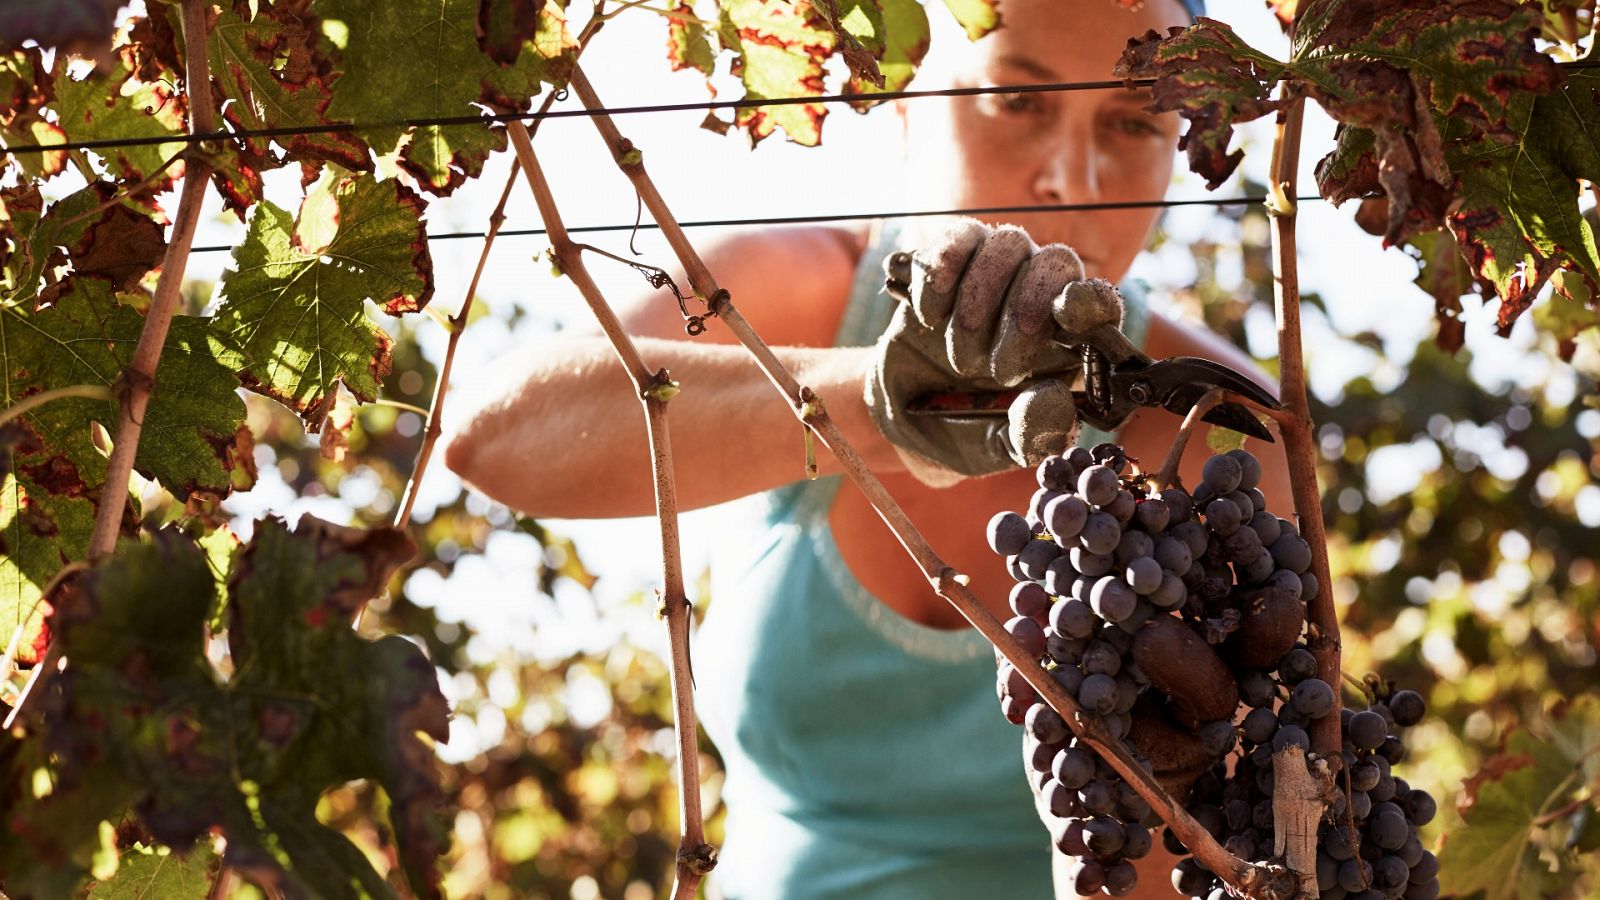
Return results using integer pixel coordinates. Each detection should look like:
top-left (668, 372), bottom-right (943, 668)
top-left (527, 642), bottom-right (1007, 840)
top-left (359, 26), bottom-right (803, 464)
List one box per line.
top-left (130, 183), bottom-right (1598, 897)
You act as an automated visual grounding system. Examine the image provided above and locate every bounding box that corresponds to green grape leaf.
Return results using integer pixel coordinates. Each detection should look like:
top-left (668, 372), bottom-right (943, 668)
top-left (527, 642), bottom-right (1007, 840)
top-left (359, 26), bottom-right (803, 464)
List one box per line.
top-left (213, 174), bottom-right (434, 423)
top-left (320, 0), bottom-right (572, 196)
top-left (847, 0), bottom-right (929, 107)
top-left (0, 47), bottom-right (65, 181)
top-left (0, 0), bottom-right (121, 57)
top-left (205, 3), bottom-right (372, 177)
top-left (0, 518), bottom-right (447, 899)
top-left (1404, 228), bottom-right (1479, 354)
top-left (666, 2), bottom-right (715, 77)
top-left (50, 57), bottom-right (186, 184)
top-left (1442, 69), bottom-right (1600, 333)
top-left (1205, 424), bottom-right (1249, 455)
top-left (718, 0), bottom-right (837, 146)
top-left (1, 184), bottom-right (252, 667)
top-left (939, 0), bottom-right (999, 40)
top-left (1439, 696), bottom-right (1600, 900)
top-left (85, 844), bottom-right (219, 899)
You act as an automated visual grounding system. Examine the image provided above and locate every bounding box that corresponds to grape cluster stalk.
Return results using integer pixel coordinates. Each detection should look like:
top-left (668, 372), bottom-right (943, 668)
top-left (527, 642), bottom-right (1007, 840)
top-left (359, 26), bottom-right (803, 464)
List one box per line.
top-left (988, 443), bottom-right (1439, 898)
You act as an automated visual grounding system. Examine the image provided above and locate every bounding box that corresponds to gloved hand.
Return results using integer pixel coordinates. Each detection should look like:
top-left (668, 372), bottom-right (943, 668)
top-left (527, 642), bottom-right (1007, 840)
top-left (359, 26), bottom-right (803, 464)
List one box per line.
top-left (864, 218), bottom-right (1126, 486)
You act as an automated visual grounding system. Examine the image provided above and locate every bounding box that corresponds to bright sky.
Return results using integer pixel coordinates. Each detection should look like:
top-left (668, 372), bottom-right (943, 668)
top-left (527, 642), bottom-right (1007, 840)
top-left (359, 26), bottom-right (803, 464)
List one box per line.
top-left (159, 0), bottom-right (1595, 757)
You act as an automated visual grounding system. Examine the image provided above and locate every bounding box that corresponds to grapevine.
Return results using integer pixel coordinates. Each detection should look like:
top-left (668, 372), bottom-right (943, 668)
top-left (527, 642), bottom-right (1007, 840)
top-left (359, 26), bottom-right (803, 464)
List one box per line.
top-left (0, 1), bottom-right (1596, 898)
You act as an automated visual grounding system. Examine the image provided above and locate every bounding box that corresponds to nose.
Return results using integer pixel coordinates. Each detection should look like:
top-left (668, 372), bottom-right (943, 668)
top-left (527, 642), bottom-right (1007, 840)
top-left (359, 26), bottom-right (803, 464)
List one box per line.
top-left (1032, 133), bottom-right (1099, 205)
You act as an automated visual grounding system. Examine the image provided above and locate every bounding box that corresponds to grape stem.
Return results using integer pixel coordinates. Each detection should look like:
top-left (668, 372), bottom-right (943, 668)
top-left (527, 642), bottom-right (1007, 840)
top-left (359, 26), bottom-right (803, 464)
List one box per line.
top-left (507, 120), bottom-right (716, 900)
top-left (1153, 387), bottom-right (1228, 491)
top-left (566, 61), bottom-right (1301, 900)
top-left (391, 11), bottom-right (607, 534)
top-left (1266, 74), bottom-right (1341, 894)
top-left (8, 0), bottom-right (218, 733)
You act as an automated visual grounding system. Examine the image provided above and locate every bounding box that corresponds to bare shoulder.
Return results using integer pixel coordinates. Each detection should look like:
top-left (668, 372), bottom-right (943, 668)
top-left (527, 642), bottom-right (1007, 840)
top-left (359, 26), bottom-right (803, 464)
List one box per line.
top-left (617, 224), bottom-right (868, 345)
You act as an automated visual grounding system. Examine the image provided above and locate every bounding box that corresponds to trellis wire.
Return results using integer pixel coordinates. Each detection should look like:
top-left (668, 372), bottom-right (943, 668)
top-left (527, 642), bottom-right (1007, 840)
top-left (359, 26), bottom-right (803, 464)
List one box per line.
top-left (185, 195), bottom-right (1328, 253)
top-left (1, 78), bottom-right (1160, 158)
top-left (8, 56), bottom-right (1600, 160)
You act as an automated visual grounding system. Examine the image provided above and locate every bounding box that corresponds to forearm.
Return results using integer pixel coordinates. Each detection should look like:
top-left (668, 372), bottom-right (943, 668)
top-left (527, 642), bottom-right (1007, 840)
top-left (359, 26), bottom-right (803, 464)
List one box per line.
top-left (443, 336), bottom-right (902, 518)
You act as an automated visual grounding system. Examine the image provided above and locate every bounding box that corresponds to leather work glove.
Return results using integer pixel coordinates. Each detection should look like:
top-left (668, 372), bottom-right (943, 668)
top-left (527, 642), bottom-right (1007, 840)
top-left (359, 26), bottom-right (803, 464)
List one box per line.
top-left (864, 218), bottom-right (1126, 486)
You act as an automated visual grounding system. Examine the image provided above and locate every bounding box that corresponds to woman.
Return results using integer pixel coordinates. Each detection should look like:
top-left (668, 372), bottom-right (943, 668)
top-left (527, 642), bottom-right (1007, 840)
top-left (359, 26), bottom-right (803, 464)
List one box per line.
top-left (445, 0), bottom-right (1288, 896)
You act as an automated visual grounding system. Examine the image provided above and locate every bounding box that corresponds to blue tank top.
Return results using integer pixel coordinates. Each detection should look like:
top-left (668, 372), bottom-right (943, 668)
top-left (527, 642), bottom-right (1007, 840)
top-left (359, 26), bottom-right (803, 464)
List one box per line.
top-left (698, 222), bottom-right (1146, 900)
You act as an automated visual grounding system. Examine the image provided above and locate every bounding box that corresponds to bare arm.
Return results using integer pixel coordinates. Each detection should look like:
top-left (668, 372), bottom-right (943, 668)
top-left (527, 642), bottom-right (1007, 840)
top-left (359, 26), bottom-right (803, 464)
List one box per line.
top-left (443, 336), bottom-right (901, 517)
top-left (442, 225), bottom-right (902, 518)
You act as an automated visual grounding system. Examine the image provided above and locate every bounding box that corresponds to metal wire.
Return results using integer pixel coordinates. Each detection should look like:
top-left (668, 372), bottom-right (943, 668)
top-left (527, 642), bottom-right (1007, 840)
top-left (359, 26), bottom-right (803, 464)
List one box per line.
top-left (186, 194), bottom-right (1328, 253)
top-left (2, 78), bottom-right (1152, 158)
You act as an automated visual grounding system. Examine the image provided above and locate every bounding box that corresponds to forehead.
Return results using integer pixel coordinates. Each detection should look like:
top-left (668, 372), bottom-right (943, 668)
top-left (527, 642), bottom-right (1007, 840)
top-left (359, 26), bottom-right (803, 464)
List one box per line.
top-left (970, 0), bottom-right (1191, 80)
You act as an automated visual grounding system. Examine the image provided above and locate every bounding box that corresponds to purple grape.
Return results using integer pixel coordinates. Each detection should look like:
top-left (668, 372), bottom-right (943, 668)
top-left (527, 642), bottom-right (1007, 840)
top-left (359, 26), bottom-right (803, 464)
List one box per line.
top-left (1291, 677), bottom-right (1336, 719)
top-left (1202, 453), bottom-right (1243, 494)
top-left (1079, 673), bottom-right (1119, 715)
top-left (1149, 572), bottom-right (1187, 610)
top-left (1078, 778), bottom-right (1116, 815)
top-left (1050, 597), bottom-right (1096, 639)
top-left (1005, 615), bottom-right (1046, 658)
top-left (1249, 510), bottom-right (1282, 545)
top-left (1372, 855), bottom-right (1409, 890)
top-left (1079, 464), bottom-right (1120, 507)
top-left (1242, 707), bottom-right (1278, 744)
top-left (1409, 851), bottom-right (1438, 883)
top-left (1406, 789), bottom-right (1436, 826)
top-left (1053, 746), bottom-right (1096, 788)
top-left (1199, 719), bottom-right (1237, 756)
top-left (1017, 539), bottom-right (1061, 580)
top-left (1103, 859), bottom-right (1138, 896)
top-left (1104, 489), bottom-right (1137, 525)
top-left (1271, 533), bottom-right (1313, 574)
top-left (987, 511), bottom-right (1031, 555)
top-left (1225, 448), bottom-right (1262, 490)
top-left (1135, 498), bottom-right (1171, 532)
top-left (1121, 822), bottom-right (1152, 859)
top-left (1278, 648), bottom-right (1318, 684)
top-left (1079, 511), bottom-right (1122, 555)
top-left (1203, 497), bottom-right (1242, 535)
top-left (1114, 530), bottom-right (1155, 565)
top-left (1067, 446), bottom-right (1094, 469)
top-left (1267, 567), bottom-right (1303, 597)
top-left (1083, 816), bottom-right (1126, 855)
top-left (1052, 664), bottom-right (1084, 696)
top-left (1043, 556), bottom-right (1077, 596)
top-left (1154, 536), bottom-right (1193, 574)
top-left (1037, 455), bottom-right (1076, 492)
top-left (1368, 807), bottom-right (1409, 851)
top-left (1081, 638), bottom-right (1123, 676)
top-left (1272, 724), bottom-right (1311, 753)
top-left (1299, 571), bottom-right (1320, 601)
top-left (1338, 858), bottom-right (1373, 893)
top-left (1047, 633), bottom-right (1086, 666)
top-left (1090, 576), bottom-right (1138, 623)
top-left (1073, 859), bottom-right (1106, 895)
top-left (1239, 548), bottom-right (1277, 583)
top-left (1348, 710), bottom-right (1389, 751)
top-left (1161, 488), bottom-right (1194, 523)
top-left (1055, 818), bottom-right (1088, 855)
top-left (1389, 689), bottom-right (1426, 727)
top-left (1070, 546), bottom-right (1114, 577)
top-left (1239, 669), bottom-right (1277, 707)
top-left (1026, 703), bottom-right (1069, 744)
top-left (1171, 520), bottom-right (1208, 557)
top-left (1126, 557), bottom-right (1163, 595)
top-left (1009, 581), bottom-right (1050, 618)
top-left (1045, 493), bottom-right (1091, 544)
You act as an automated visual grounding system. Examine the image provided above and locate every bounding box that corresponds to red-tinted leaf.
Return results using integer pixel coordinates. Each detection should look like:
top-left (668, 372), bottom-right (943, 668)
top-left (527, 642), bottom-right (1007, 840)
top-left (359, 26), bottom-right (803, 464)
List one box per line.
top-left (477, 0), bottom-right (545, 65)
top-left (1115, 21), bottom-right (1286, 189)
top-left (667, 1), bottom-right (716, 77)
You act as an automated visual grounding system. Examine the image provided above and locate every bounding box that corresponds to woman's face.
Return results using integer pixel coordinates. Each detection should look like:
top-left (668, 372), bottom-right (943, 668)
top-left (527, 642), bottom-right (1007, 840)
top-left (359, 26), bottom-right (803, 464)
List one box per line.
top-left (900, 0), bottom-right (1191, 284)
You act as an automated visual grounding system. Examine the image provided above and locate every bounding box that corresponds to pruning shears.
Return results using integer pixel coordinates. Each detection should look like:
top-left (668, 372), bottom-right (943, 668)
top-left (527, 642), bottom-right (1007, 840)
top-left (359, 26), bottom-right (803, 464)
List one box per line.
top-left (884, 251), bottom-right (1282, 441)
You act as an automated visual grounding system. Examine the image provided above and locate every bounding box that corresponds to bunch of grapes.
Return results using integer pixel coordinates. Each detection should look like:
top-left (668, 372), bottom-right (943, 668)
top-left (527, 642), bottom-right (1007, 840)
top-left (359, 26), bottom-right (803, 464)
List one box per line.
top-left (987, 443), bottom-right (1439, 898)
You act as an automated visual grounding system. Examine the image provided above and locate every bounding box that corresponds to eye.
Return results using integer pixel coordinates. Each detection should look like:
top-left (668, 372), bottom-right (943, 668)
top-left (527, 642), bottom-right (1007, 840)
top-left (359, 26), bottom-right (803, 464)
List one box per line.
top-left (1108, 115), bottom-right (1164, 138)
top-left (980, 90), bottom-right (1044, 117)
